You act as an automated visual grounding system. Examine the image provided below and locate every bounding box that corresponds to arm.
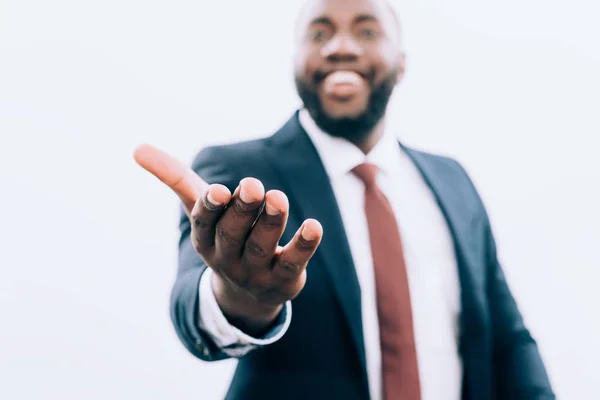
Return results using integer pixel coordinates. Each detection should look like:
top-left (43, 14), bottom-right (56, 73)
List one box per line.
top-left (196, 269), bottom-right (292, 359)
top-left (143, 145), bottom-right (321, 362)
top-left (483, 213), bottom-right (555, 399)
top-left (170, 239), bottom-right (292, 361)
top-left (168, 146), bottom-right (236, 361)
top-left (448, 157), bottom-right (554, 398)
top-left (169, 146), bottom-right (284, 361)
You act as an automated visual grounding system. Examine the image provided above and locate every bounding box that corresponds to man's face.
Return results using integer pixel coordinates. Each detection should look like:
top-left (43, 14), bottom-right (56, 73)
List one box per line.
top-left (294, 0), bottom-right (405, 141)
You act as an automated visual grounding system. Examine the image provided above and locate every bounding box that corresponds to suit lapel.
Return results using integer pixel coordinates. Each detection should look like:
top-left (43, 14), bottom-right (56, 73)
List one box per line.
top-left (265, 113), bottom-right (368, 375)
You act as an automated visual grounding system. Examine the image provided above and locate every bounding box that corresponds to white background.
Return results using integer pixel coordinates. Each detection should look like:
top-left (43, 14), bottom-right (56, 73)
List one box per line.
top-left (1, 0), bottom-right (599, 399)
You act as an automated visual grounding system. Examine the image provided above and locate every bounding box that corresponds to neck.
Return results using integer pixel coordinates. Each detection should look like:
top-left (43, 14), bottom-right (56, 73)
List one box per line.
top-left (352, 116), bottom-right (386, 154)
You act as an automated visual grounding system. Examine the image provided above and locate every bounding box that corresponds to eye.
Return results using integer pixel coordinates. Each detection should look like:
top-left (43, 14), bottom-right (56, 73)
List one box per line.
top-left (310, 29), bottom-right (330, 42)
top-left (359, 28), bottom-right (379, 39)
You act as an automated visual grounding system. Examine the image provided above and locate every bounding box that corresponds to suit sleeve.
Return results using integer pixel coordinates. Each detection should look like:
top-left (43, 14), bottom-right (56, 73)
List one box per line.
top-left (169, 146), bottom-right (290, 362)
top-left (482, 215), bottom-right (555, 399)
top-left (450, 158), bottom-right (554, 398)
top-left (197, 268), bottom-right (292, 358)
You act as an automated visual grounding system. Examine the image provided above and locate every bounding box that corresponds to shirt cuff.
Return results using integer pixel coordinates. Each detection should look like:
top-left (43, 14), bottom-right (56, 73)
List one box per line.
top-left (197, 268), bottom-right (292, 351)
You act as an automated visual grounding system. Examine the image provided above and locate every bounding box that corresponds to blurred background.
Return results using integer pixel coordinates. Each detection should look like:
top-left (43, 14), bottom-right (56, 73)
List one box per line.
top-left (1, 0), bottom-right (598, 399)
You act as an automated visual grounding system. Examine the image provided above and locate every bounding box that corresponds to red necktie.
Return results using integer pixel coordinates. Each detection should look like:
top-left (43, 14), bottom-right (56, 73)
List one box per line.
top-left (352, 163), bottom-right (421, 400)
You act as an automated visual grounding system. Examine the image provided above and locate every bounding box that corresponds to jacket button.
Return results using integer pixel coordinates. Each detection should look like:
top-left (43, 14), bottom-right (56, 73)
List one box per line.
top-left (196, 340), bottom-right (209, 356)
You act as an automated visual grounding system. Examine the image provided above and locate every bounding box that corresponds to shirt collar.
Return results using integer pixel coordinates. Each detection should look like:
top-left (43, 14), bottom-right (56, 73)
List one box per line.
top-left (298, 108), bottom-right (401, 180)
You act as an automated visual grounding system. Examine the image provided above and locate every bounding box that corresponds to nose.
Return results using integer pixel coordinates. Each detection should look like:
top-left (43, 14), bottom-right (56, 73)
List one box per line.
top-left (320, 35), bottom-right (364, 61)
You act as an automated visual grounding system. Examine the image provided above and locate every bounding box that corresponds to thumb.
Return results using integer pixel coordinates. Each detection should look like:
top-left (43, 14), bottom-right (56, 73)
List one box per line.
top-left (134, 144), bottom-right (206, 214)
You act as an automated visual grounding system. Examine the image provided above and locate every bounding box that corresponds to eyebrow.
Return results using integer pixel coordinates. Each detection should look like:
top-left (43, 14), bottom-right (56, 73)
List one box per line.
top-left (308, 16), bottom-right (333, 26)
top-left (354, 14), bottom-right (379, 24)
top-left (308, 14), bottom-right (380, 27)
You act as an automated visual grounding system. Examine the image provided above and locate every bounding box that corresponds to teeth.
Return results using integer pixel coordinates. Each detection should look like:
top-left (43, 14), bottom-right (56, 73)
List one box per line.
top-left (326, 71), bottom-right (362, 85)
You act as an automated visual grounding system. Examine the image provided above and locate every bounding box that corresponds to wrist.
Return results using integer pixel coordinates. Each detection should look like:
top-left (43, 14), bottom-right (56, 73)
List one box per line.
top-left (211, 271), bottom-right (283, 335)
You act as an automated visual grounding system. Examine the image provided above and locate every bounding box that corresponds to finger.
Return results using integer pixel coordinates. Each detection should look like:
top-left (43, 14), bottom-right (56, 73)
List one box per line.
top-left (242, 190), bottom-right (289, 267)
top-left (190, 184), bottom-right (232, 256)
top-left (134, 144), bottom-right (206, 214)
top-left (272, 219), bottom-right (323, 282)
top-left (214, 177), bottom-right (265, 262)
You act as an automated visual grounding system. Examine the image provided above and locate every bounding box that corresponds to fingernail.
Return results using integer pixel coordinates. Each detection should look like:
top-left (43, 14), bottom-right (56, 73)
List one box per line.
top-left (206, 190), bottom-right (222, 206)
top-left (239, 185), bottom-right (252, 203)
top-left (301, 226), bottom-right (318, 241)
top-left (265, 203), bottom-right (280, 216)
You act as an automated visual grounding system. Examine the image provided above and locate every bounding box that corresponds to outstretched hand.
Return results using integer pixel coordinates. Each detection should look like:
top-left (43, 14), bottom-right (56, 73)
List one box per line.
top-left (134, 144), bottom-right (323, 334)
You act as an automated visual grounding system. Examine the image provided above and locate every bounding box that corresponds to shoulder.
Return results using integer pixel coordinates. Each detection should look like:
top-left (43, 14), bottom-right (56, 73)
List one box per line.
top-left (192, 137), bottom-right (269, 172)
top-left (189, 113), bottom-right (301, 188)
top-left (403, 145), bottom-right (473, 184)
top-left (403, 144), bottom-right (486, 212)
top-left (189, 136), bottom-right (272, 188)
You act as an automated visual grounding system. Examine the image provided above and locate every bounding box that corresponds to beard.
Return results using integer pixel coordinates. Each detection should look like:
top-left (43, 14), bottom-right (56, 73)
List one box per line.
top-left (295, 70), bottom-right (398, 143)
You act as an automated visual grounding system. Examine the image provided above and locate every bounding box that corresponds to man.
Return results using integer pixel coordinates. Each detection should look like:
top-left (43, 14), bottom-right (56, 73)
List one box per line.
top-left (134, 0), bottom-right (555, 398)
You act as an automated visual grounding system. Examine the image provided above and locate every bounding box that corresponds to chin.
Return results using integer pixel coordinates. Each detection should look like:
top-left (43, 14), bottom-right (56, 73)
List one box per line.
top-left (320, 98), bottom-right (369, 119)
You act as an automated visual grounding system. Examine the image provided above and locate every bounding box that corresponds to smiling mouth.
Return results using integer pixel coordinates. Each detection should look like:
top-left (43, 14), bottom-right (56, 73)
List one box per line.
top-left (321, 71), bottom-right (367, 99)
top-left (314, 68), bottom-right (371, 84)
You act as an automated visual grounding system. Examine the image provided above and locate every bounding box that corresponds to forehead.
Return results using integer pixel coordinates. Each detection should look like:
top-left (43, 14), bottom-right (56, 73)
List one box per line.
top-left (298, 0), bottom-right (396, 29)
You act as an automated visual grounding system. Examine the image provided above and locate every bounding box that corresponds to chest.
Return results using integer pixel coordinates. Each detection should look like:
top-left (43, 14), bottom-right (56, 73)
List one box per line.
top-left (332, 171), bottom-right (463, 349)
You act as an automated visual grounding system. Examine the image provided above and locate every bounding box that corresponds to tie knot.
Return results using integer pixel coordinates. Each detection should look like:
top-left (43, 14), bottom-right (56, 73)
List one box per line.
top-left (352, 163), bottom-right (378, 188)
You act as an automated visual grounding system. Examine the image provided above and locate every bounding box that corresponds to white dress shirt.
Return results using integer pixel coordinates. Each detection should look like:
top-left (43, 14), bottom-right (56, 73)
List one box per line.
top-left (198, 109), bottom-right (463, 400)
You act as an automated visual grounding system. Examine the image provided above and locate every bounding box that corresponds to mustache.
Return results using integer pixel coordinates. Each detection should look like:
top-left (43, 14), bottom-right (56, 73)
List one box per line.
top-left (312, 68), bottom-right (376, 85)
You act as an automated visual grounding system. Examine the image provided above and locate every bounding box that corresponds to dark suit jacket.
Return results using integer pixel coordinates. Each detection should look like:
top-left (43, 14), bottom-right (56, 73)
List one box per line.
top-left (170, 112), bottom-right (555, 400)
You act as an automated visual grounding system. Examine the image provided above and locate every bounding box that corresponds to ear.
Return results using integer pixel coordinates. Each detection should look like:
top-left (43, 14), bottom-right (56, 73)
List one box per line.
top-left (396, 53), bottom-right (407, 84)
